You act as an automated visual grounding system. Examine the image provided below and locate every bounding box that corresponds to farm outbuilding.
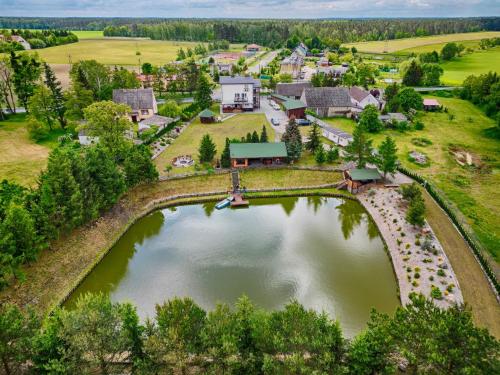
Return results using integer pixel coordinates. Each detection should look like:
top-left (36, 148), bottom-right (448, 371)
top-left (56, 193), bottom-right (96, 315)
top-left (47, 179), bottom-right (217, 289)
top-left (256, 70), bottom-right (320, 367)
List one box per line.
top-left (423, 99), bottom-right (441, 111)
top-left (283, 99), bottom-right (307, 119)
top-left (343, 168), bottom-right (382, 194)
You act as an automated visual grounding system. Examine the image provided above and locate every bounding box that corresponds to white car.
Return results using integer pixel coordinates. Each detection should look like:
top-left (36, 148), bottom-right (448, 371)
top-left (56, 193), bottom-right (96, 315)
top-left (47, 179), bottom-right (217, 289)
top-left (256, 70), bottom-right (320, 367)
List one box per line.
top-left (272, 103), bottom-right (281, 110)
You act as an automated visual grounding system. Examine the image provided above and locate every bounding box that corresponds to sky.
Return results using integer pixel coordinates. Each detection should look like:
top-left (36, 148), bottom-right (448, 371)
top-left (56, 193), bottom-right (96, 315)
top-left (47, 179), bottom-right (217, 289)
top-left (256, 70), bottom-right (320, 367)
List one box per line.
top-left (1, 0), bottom-right (499, 18)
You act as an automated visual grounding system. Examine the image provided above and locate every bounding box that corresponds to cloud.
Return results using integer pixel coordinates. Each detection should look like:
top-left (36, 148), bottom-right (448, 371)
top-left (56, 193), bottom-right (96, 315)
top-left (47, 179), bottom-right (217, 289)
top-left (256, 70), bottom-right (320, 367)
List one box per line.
top-left (1, 0), bottom-right (498, 17)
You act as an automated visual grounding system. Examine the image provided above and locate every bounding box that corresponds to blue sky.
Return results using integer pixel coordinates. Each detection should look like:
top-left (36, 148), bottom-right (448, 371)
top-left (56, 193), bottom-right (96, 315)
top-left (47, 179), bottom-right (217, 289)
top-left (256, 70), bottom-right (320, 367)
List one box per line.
top-left (1, 0), bottom-right (499, 18)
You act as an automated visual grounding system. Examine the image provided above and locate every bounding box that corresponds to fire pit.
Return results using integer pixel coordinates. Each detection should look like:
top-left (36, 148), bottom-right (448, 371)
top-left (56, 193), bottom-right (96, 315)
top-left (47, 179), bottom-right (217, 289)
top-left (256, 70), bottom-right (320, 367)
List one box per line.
top-left (172, 155), bottom-right (194, 167)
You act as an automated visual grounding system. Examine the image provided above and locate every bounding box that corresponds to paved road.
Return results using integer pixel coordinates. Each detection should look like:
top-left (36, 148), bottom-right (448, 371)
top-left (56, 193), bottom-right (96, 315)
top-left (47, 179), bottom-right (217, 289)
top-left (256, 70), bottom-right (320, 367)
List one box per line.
top-left (414, 86), bottom-right (461, 92)
top-left (255, 98), bottom-right (288, 141)
top-left (247, 50), bottom-right (280, 75)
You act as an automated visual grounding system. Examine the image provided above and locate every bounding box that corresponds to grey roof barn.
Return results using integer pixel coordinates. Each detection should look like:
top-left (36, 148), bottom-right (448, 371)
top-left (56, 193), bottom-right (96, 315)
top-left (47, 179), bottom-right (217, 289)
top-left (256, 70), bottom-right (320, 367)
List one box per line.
top-left (301, 87), bottom-right (352, 108)
top-left (112, 88), bottom-right (156, 111)
top-left (276, 82), bottom-right (312, 98)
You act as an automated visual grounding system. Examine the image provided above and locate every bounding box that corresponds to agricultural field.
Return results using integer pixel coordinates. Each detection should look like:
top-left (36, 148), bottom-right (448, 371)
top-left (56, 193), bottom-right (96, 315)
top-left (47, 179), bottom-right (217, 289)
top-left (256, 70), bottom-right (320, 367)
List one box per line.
top-left (154, 114), bottom-right (275, 176)
top-left (0, 114), bottom-right (62, 186)
top-left (70, 30), bottom-right (104, 39)
top-left (323, 97), bottom-right (500, 261)
top-left (440, 48), bottom-right (500, 85)
top-left (31, 38), bottom-right (207, 66)
top-left (345, 31), bottom-right (500, 54)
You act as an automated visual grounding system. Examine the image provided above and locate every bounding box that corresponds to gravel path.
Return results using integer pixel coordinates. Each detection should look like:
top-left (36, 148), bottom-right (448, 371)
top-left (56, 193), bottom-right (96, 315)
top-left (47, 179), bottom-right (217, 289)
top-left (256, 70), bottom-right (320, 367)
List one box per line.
top-left (359, 187), bottom-right (463, 308)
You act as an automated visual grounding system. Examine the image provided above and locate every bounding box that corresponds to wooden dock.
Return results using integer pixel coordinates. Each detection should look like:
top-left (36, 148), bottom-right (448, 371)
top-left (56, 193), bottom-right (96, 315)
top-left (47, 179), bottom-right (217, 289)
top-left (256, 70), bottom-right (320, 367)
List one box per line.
top-left (230, 193), bottom-right (249, 207)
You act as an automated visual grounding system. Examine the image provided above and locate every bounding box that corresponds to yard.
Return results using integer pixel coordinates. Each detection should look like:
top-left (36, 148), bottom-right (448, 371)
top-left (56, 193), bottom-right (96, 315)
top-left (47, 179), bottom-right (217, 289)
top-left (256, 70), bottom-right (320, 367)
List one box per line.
top-left (154, 114), bottom-right (275, 176)
top-left (0, 114), bottom-right (62, 187)
top-left (344, 31), bottom-right (500, 54)
top-left (323, 97), bottom-right (500, 262)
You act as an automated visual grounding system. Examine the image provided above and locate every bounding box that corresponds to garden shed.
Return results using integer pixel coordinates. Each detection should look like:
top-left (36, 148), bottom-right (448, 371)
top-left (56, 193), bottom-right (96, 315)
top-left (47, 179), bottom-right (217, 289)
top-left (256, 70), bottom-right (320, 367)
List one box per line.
top-left (199, 109), bottom-right (216, 124)
top-left (343, 168), bottom-right (382, 194)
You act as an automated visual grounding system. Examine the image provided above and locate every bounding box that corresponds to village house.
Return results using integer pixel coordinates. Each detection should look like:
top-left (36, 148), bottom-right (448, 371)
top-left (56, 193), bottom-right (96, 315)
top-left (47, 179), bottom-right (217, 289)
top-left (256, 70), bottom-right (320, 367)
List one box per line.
top-left (321, 125), bottom-right (353, 147)
top-left (349, 86), bottom-right (383, 110)
top-left (294, 43), bottom-right (308, 57)
top-left (276, 82), bottom-right (312, 100)
top-left (423, 98), bottom-right (441, 111)
top-left (10, 35), bottom-right (31, 50)
top-left (112, 88), bottom-right (158, 122)
top-left (230, 142), bottom-right (288, 168)
top-left (216, 63), bottom-right (233, 74)
top-left (246, 43), bottom-right (261, 52)
top-left (301, 87), bottom-right (353, 117)
top-left (220, 76), bottom-right (261, 113)
top-left (280, 52), bottom-right (304, 79)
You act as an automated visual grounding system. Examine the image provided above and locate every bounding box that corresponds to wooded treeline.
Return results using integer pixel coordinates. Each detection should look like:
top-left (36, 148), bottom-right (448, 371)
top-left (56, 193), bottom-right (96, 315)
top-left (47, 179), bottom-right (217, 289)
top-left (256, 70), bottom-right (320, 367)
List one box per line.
top-left (102, 18), bottom-right (500, 47)
top-left (1, 293), bottom-right (498, 374)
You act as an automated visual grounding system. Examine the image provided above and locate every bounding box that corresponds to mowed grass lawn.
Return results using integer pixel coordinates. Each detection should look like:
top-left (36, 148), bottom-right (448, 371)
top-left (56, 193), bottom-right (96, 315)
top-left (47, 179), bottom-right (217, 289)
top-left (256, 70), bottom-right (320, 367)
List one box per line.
top-left (32, 39), bottom-right (205, 66)
top-left (0, 114), bottom-right (62, 186)
top-left (440, 48), bottom-right (500, 85)
top-left (344, 31), bottom-right (500, 53)
top-left (324, 97), bottom-right (500, 261)
top-left (154, 114), bottom-right (275, 176)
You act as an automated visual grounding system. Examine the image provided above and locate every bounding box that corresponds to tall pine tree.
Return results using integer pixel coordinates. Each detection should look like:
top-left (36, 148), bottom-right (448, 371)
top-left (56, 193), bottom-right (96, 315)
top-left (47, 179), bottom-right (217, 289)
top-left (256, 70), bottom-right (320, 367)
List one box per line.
top-left (260, 125), bottom-right (268, 143)
top-left (344, 123), bottom-right (373, 168)
top-left (195, 73), bottom-right (212, 110)
top-left (377, 136), bottom-right (398, 179)
top-left (281, 118), bottom-right (302, 161)
top-left (305, 122), bottom-right (321, 152)
top-left (43, 63), bottom-right (67, 128)
top-left (220, 138), bottom-right (231, 168)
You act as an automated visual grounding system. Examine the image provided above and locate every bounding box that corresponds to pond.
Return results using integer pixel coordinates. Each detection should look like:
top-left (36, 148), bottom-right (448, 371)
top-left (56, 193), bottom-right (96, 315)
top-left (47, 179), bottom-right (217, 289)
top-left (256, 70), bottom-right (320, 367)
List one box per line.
top-left (65, 197), bottom-right (399, 337)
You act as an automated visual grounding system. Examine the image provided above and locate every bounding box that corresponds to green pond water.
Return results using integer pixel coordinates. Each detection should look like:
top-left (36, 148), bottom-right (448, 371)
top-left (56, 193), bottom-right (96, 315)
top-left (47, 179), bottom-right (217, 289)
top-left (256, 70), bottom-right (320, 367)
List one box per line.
top-left (65, 197), bottom-right (399, 336)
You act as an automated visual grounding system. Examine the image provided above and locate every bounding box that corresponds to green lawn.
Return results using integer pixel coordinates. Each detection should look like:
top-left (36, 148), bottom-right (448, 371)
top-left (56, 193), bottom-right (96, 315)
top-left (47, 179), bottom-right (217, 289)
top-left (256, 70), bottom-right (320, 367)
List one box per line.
top-left (0, 114), bottom-right (62, 186)
top-left (344, 31), bottom-right (500, 54)
top-left (154, 114), bottom-right (275, 176)
top-left (440, 48), bottom-right (500, 85)
top-left (396, 39), bottom-right (485, 55)
top-left (71, 30), bottom-right (104, 39)
top-left (324, 97), bottom-right (500, 261)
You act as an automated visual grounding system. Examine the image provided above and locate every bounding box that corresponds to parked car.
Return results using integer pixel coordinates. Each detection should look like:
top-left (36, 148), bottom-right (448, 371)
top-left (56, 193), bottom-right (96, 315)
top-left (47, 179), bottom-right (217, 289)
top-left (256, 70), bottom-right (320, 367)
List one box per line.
top-left (271, 118), bottom-right (280, 126)
top-left (272, 103), bottom-right (281, 110)
top-left (296, 119), bottom-right (311, 126)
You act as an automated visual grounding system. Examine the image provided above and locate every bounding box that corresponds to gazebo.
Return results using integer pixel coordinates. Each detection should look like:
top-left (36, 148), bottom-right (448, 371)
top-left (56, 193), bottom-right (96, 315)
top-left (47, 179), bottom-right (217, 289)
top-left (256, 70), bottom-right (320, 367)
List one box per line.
top-left (199, 109), bottom-right (216, 123)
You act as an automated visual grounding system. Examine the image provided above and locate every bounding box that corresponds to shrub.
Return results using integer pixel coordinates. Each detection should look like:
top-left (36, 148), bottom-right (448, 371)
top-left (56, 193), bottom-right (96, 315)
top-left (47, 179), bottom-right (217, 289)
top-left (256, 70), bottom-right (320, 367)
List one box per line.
top-left (414, 120), bottom-right (425, 130)
top-left (437, 269), bottom-right (446, 277)
top-left (414, 272), bottom-right (420, 279)
top-left (431, 286), bottom-right (443, 300)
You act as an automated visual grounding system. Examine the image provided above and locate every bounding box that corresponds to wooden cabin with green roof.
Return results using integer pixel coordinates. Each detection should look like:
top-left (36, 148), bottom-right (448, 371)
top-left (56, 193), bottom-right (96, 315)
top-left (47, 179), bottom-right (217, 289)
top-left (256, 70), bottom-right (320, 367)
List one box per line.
top-left (343, 167), bottom-right (382, 194)
top-left (199, 109), bottom-right (216, 123)
top-left (230, 142), bottom-right (288, 168)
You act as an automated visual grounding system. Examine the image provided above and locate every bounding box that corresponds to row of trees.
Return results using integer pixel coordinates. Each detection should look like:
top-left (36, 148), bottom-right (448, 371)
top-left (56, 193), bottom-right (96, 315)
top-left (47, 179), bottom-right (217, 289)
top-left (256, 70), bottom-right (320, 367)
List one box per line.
top-left (0, 29), bottom-right (78, 52)
top-left (460, 71), bottom-right (500, 127)
top-left (100, 18), bottom-right (499, 47)
top-left (1, 292), bottom-right (498, 374)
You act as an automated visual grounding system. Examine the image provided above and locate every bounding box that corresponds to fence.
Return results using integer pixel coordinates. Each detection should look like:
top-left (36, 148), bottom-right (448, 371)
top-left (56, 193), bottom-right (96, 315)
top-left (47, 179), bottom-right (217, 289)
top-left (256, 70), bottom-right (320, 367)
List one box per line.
top-left (398, 166), bottom-right (500, 297)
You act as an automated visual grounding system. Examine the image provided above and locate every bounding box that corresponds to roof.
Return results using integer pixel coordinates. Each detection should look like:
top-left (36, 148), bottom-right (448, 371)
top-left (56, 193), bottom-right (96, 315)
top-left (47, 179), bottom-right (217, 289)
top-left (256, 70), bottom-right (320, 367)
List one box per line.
top-left (283, 99), bottom-right (306, 111)
top-left (276, 82), bottom-right (312, 97)
top-left (139, 114), bottom-right (175, 126)
top-left (219, 76), bottom-right (261, 87)
top-left (423, 98), bottom-right (440, 106)
top-left (246, 44), bottom-right (260, 49)
top-left (322, 125), bottom-right (353, 140)
top-left (199, 109), bottom-right (216, 118)
top-left (230, 142), bottom-right (288, 159)
top-left (349, 168), bottom-right (382, 181)
top-left (349, 87), bottom-right (371, 102)
top-left (112, 88), bottom-right (155, 110)
top-left (302, 87), bottom-right (352, 108)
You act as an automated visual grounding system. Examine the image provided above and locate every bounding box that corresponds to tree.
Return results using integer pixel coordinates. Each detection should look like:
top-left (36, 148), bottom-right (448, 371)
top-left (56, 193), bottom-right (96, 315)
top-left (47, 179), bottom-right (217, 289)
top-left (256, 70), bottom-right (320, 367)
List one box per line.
top-left (123, 145), bottom-right (158, 187)
top-left (358, 104), bottom-right (383, 133)
top-left (195, 73), bottom-right (212, 109)
top-left (441, 42), bottom-right (459, 61)
top-left (184, 59), bottom-right (199, 94)
top-left (402, 59), bottom-right (423, 86)
top-left (198, 134), bottom-right (217, 163)
top-left (82, 101), bottom-right (133, 158)
top-left (43, 62), bottom-right (66, 128)
top-left (26, 115), bottom-right (49, 141)
top-left (141, 62), bottom-right (153, 75)
top-left (260, 125), bottom-right (268, 143)
top-left (70, 60), bottom-right (112, 101)
top-left (64, 82), bottom-right (93, 120)
top-left (0, 57), bottom-right (17, 114)
top-left (220, 138), bottom-right (231, 168)
top-left (158, 99), bottom-right (181, 118)
top-left (397, 87), bottom-right (423, 112)
top-left (305, 122), bottom-right (322, 152)
top-left (28, 84), bottom-right (56, 130)
top-left (400, 182), bottom-right (421, 201)
top-left (422, 63), bottom-right (443, 87)
top-left (9, 51), bottom-right (42, 110)
top-left (406, 194), bottom-right (426, 227)
top-left (344, 123), bottom-right (373, 168)
top-left (327, 147), bottom-right (339, 163)
top-left (342, 72), bottom-right (357, 87)
top-left (111, 66), bottom-right (140, 90)
top-left (152, 66), bottom-right (166, 97)
top-left (0, 304), bottom-right (39, 375)
top-left (314, 145), bottom-right (326, 164)
top-left (281, 118), bottom-right (302, 161)
top-left (177, 48), bottom-right (186, 61)
top-left (251, 130), bottom-right (259, 143)
top-left (377, 136), bottom-right (398, 179)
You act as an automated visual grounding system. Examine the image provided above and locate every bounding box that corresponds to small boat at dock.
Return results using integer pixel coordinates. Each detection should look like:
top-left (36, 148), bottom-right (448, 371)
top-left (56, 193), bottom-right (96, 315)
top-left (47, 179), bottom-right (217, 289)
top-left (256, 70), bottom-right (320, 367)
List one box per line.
top-left (215, 196), bottom-right (234, 210)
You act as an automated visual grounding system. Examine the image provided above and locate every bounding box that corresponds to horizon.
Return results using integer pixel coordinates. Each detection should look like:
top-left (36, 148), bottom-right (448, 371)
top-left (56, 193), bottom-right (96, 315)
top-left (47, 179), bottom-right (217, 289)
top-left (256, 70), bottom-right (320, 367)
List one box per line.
top-left (1, 0), bottom-right (500, 19)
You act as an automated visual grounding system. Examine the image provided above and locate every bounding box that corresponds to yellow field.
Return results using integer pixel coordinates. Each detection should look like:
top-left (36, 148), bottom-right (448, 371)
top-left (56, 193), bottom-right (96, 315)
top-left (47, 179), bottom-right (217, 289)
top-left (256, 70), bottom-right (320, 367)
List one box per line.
top-left (344, 32), bottom-right (500, 54)
top-left (32, 38), bottom-right (205, 66)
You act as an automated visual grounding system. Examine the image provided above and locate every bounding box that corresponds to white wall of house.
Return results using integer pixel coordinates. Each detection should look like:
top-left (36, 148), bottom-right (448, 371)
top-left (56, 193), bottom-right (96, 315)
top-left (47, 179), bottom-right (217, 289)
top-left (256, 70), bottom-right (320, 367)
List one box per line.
top-left (352, 94), bottom-right (380, 109)
top-left (79, 135), bottom-right (99, 146)
top-left (221, 83), bottom-right (254, 109)
top-left (321, 129), bottom-right (351, 147)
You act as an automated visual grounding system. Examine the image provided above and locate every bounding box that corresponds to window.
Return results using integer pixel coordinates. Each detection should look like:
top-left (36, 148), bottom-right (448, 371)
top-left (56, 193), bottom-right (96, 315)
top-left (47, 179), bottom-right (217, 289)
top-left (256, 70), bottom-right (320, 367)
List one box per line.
top-left (244, 84), bottom-right (249, 92)
top-left (141, 110), bottom-right (149, 115)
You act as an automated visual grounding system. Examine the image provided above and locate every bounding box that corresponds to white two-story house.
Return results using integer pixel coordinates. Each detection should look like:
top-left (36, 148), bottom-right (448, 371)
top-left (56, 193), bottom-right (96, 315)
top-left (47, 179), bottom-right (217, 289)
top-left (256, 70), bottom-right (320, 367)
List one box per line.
top-left (220, 76), bottom-right (261, 113)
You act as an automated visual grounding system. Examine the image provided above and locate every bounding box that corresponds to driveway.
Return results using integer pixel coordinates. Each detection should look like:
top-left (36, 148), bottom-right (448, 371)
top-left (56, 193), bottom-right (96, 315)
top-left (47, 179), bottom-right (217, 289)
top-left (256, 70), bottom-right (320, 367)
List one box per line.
top-left (256, 98), bottom-right (288, 141)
